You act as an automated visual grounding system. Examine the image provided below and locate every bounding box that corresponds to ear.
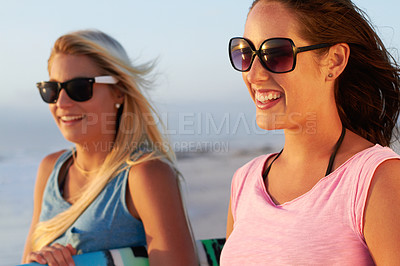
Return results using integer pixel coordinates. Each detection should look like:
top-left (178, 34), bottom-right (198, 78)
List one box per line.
top-left (112, 86), bottom-right (125, 104)
top-left (325, 43), bottom-right (350, 81)
top-left (116, 94), bottom-right (125, 105)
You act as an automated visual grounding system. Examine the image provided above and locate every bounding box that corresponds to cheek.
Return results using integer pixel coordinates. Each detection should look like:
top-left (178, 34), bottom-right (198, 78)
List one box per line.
top-left (242, 72), bottom-right (247, 82)
top-left (242, 72), bottom-right (248, 87)
top-left (89, 90), bottom-right (118, 115)
top-left (92, 102), bottom-right (118, 127)
top-left (296, 54), bottom-right (324, 80)
top-left (102, 101), bottom-right (118, 117)
top-left (49, 105), bottom-right (57, 119)
top-left (242, 73), bottom-right (254, 98)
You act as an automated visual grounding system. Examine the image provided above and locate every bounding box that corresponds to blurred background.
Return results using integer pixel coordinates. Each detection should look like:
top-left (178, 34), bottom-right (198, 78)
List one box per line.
top-left (0, 0), bottom-right (399, 264)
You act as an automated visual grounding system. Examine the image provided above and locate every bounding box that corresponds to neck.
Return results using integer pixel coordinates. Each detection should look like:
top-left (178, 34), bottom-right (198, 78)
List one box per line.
top-left (73, 141), bottom-right (112, 174)
top-left (281, 117), bottom-right (343, 163)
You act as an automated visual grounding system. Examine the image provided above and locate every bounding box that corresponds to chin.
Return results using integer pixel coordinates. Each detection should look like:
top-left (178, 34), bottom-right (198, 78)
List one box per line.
top-left (256, 118), bottom-right (279, 131)
top-left (61, 134), bottom-right (84, 145)
top-left (255, 111), bottom-right (286, 131)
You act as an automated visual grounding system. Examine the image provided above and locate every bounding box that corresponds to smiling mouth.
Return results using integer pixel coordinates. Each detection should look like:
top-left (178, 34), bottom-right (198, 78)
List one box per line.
top-left (255, 91), bottom-right (282, 103)
top-left (60, 115), bottom-right (85, 122)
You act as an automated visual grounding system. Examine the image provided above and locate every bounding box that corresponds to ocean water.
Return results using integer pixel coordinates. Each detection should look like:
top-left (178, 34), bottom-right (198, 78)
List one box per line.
top-left (0, 102), bottom-right (285, 265)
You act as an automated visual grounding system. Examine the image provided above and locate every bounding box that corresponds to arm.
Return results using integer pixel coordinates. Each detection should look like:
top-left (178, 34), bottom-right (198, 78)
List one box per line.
top-left (226, 200), bottom-right (234, 239)
top-left (127, 159), bottom-right (197, 266)
top-left (364, 159), bottom-right (400, 264)
top-left (22, 151), bottom-right (76, 265)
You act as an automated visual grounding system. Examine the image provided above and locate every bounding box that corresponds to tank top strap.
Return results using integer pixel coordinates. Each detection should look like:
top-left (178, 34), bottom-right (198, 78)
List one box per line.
top-left (39, 149), bottom-right (74, 221)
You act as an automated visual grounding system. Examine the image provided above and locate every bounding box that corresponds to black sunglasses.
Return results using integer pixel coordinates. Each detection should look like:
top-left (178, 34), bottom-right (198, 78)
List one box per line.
top-left (36, 76), bottom-right (118, 104)
top-left (229, 37), bottom-right (332, 73)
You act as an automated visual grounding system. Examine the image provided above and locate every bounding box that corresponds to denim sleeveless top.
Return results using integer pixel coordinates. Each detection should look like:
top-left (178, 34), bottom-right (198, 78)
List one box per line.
top-left (39, 149), bottom-right (147, 253)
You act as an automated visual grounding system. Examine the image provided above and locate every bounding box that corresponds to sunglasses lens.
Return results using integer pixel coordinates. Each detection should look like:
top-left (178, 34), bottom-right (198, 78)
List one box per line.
top-left (37, 79), bottom-right (93, 104)
top-left (37, 82), bottom-right (59, 103)
top-left (230, 38), bottom-right (254, 71)
top-left (261, 39), bottom-right (294, 73)
top-left (65, 80), bottom-right (92, 102)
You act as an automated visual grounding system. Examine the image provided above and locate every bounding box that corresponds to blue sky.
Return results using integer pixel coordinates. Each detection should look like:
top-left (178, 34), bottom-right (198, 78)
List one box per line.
top-left (0, 0), bottom-right (399, 114)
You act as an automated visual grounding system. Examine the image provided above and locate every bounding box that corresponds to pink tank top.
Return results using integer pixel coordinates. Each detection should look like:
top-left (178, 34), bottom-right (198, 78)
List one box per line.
top-left (220, 144), bottom-right (399, 265)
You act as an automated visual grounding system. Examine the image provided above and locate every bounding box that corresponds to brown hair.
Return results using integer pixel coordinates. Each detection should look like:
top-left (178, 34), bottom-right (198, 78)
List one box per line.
top-left (250, 0), bottom-right (400, 146)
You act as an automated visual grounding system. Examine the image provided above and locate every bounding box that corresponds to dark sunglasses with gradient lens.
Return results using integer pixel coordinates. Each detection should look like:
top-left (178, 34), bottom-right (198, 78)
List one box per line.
top-left (229, 37), bottom-right (331, 73)
top-left (36, 76), bottom-right (118, 104)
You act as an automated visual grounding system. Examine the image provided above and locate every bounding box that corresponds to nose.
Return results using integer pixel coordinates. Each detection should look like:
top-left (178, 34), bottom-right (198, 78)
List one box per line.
top-left (56, 88), bottom-right (74, 107)
top-left (244, 57), bottom-right (271, 85)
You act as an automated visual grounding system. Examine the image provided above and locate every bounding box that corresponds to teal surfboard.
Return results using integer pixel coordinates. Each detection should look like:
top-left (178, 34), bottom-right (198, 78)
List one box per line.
top-left (19, 238), bottom-right (225, 266)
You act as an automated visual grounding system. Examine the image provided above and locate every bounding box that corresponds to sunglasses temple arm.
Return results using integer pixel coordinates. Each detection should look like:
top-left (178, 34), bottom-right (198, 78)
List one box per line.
top-left (297, 43), bottom-right (331, 53)
top-left (94, 76), bottom-right (118, 84)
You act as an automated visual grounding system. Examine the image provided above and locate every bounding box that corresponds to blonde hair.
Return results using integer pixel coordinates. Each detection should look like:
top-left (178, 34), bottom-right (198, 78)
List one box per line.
top-left (32, 29), bottom-right (177, 250)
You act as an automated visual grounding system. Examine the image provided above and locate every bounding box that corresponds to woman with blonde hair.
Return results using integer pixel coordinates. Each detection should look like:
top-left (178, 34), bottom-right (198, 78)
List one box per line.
top-left (22, 29), bottom-right (197, 265)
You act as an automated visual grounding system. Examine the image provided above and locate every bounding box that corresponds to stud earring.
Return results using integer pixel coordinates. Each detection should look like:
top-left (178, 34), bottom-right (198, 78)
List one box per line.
top-left (328, 73), bottom-right (333, 78)
top-left (115, 103), bottom-right (121, 109)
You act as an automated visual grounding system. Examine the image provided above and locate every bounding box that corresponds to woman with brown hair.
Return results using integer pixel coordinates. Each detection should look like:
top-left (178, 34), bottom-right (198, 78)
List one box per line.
top-left (221, 0), bottom-right (400, 264)
top-left (22, 30), bottom-right (197, 265)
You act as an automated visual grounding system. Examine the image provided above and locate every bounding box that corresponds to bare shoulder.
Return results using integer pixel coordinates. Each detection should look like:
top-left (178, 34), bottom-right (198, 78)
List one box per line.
top-left (128, 158), bottom-right (177, 186)
top-left (127, 159), bottom-right (179, 206)
top-left (368, 158), bottom-right (400, 209)
top-left (371, 158), bottom-right (400, 192)
top-left (34, 150), bottom-right (67, 198)
top-left (364, 158), bottom-right (400, 263)
top-left (39, 150), bottom-right (67, 170)
top-left (125, 158), bottom-right (179, 219)
top-left (37, 150), bottom-right (66, 183)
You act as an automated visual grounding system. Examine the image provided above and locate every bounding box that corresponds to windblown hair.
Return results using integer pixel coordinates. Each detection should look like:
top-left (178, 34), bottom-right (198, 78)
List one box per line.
top-left (250, 0), bottom-right (400, 146)
top-left (32, 30), bottom-right (177, 250)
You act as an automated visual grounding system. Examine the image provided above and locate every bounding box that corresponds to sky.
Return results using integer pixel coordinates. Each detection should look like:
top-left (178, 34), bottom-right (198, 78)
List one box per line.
top-left (0, 0), bottom-right (400, 150)
top-left (1, 0), bottom-right (399, 108)
top-left (0, 0), bottom-right (250, 110)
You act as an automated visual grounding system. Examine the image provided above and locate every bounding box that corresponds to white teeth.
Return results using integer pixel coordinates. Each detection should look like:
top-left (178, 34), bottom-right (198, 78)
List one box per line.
top-left (61, 115), bottom-right (84, 121)
top-left (255, 91), bottom-right (281, 103)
